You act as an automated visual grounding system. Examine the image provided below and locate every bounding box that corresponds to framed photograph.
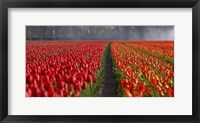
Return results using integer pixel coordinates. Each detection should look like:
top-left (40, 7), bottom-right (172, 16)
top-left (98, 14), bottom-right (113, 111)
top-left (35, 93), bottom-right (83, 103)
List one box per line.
top-left (0, 0), bottom-right (199, 122)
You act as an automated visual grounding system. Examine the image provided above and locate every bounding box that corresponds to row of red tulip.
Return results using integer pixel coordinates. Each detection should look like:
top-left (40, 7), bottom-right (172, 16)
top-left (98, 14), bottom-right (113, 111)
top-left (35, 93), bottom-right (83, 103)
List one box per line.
top-left (127, 41), bottom-right (174, 60)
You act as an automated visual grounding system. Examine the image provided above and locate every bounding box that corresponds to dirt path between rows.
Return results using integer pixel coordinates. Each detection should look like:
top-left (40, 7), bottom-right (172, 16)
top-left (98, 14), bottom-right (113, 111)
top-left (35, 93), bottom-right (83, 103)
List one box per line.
top-left (99, 43), bottom-right (119, 97)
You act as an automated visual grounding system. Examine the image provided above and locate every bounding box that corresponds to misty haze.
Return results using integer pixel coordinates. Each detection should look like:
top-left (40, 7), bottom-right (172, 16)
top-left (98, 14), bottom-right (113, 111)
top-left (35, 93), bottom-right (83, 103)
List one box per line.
top-left (26, 26), bottom-right (174, 40)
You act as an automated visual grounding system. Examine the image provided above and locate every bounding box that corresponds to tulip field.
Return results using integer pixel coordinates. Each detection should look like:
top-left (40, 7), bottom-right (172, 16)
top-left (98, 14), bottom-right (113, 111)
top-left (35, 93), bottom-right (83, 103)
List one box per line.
top-left (111, 41), bottom-right (174, 97)
top-left (26, 40), bottom-right (174, 97)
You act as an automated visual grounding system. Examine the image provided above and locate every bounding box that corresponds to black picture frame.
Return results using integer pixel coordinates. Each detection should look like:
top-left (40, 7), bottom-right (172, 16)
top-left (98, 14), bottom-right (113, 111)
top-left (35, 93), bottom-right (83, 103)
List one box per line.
top-left (0, 0), bottom-right (199, 123)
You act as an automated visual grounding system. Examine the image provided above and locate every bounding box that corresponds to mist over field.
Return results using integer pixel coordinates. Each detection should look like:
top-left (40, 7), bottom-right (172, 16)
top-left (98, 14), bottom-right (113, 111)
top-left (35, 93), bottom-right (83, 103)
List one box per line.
top-left (26, 26), bottom-right (174, 41)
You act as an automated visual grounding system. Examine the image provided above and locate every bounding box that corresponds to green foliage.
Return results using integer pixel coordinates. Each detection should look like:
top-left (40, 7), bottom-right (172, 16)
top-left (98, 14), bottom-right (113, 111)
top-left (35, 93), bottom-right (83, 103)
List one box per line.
top-left (152, 87), bottom-right (159, 97)
top-left (139, 74), bottom-right (150, 86)
top-left (80, 70), bottom-right (104, 97)
top-left (122, 54), bottom-right (126, 60)
top-left (80, 43), bottom-right (109, 97)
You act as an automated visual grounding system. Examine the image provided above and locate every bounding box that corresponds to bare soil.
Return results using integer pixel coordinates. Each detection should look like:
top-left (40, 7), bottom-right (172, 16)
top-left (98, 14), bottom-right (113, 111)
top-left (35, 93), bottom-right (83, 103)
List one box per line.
top-left (99, 44), bottom-right (118, 97)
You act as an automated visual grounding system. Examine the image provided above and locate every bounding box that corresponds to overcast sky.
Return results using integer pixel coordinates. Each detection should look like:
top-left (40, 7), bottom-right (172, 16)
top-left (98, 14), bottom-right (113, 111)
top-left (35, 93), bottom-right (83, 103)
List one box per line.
top-left (26, 26), bottom-right (174, 40)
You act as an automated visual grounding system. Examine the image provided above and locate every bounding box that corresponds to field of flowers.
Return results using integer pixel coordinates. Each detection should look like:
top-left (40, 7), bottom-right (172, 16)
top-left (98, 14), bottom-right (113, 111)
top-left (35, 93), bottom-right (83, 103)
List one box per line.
top-left (26, 41), bottom-right (174, 97)
top-left (111, 41), bottom-right (174, 97)
top-left (26, 41), bottom-right (107, 97)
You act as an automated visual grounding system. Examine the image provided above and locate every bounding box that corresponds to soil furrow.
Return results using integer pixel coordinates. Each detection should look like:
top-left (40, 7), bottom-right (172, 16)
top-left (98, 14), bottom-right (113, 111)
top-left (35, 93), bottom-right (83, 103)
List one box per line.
top-left (99, 43), bottom-right (118, 97)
